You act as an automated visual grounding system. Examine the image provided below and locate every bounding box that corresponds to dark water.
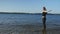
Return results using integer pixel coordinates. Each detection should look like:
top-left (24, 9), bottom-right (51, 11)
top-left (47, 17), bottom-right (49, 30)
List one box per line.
top-left (0, 14), bottom-right (60, 27)
top-left (0, 14), bottom-right (41, 25)
top-left (0, 14), bottom-right (60, 34)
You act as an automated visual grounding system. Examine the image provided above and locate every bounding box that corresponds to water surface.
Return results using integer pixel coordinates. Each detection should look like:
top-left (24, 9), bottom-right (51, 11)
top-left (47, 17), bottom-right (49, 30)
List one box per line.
top-left (0, 14), bottom-right (60, 34)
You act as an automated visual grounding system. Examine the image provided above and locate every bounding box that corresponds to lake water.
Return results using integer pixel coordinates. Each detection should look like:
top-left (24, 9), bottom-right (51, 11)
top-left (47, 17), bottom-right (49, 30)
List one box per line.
top-left (0, 14), bottom-right (60, 34)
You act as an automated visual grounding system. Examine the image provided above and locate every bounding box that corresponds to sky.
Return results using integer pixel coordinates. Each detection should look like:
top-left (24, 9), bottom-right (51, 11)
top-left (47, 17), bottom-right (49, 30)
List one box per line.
top-left (0, 0), bottom-right (60, 13)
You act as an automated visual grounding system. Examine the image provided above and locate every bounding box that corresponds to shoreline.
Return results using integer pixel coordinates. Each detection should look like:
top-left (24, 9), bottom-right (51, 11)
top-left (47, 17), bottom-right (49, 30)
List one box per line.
top-left (0, 24), bottom-right (60, 34)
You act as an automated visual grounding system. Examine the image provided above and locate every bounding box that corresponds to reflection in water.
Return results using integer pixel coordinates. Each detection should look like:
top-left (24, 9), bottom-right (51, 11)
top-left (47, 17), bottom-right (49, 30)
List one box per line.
top-left (42, 22), bottom-right (46, 34)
